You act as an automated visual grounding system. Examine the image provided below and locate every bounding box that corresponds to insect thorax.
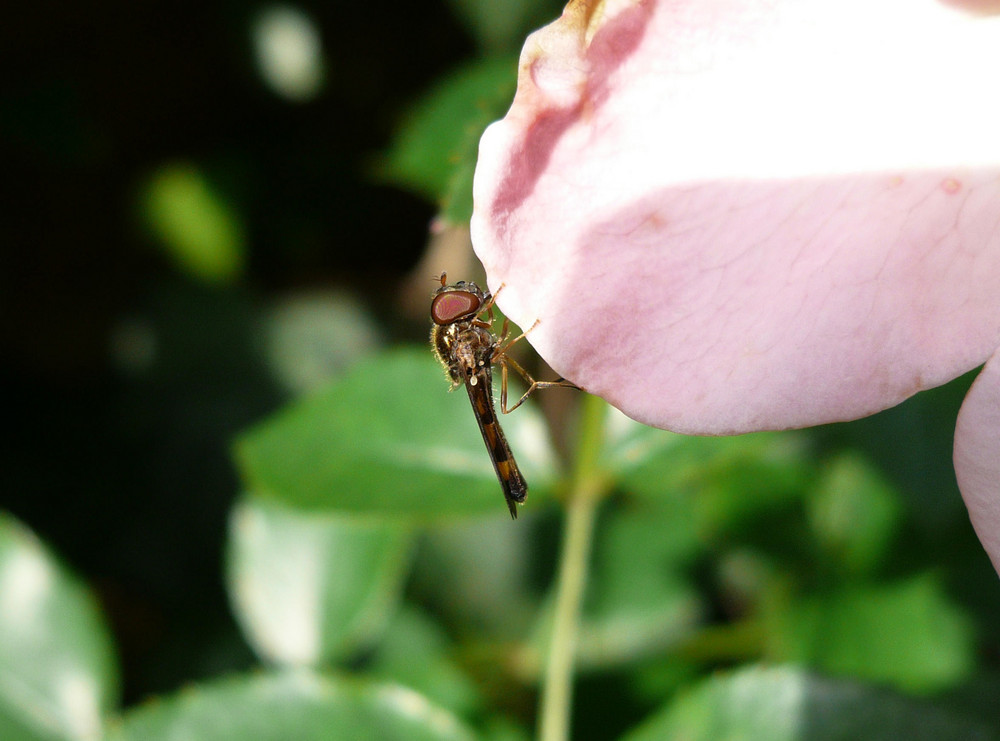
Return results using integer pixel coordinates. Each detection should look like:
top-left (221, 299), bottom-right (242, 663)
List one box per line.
top-left (433, 322), bottom-right (494, 385)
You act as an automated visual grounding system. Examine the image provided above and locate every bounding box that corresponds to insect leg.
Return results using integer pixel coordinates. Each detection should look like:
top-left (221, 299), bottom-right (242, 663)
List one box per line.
top-left (498, 353), bottom-right (579, 413)
top-left (473, 283), bottom-right (504, 329)
top-left (494, 317), bottom-right (537, 357)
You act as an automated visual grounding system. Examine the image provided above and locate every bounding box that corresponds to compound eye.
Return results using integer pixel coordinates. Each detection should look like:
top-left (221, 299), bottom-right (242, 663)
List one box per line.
top-left (431, 290), bottom-right (481, 325)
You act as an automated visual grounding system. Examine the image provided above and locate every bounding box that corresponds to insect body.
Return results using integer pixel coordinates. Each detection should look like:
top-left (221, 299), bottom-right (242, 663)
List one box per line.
top-left (430, 273), bottom-right (576, 518)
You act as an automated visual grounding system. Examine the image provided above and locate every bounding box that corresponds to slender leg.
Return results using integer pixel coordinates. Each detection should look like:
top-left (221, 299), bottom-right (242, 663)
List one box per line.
top-left (492, 314), bottom-right (579, 412)
top-left (498, 353), bottom-right (579, 413)
top-left (474, 284), bottom-right (504, 329)
top-left (495, 317), bottom-right (539, 357)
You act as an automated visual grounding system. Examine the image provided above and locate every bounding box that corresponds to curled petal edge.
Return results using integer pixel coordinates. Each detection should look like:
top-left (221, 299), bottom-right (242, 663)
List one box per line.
top-left (955, 345), bottom-right (1000, 576)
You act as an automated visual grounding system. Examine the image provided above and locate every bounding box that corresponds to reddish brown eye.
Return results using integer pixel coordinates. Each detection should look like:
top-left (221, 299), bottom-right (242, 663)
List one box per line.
top-left (431, 291), bottom-right (481, 325)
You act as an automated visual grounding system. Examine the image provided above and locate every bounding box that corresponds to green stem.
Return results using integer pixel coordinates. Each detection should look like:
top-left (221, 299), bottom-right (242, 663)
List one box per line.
top-left (538, 394), bottom-right (608, 741)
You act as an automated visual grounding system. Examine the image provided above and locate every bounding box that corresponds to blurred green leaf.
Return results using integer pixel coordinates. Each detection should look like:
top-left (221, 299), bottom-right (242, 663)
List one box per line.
top-left (480, 716), bottom-right (531, 741)
top-left (616, 428), bottom-right (813, 537)
top-left (233, 347), bottom-right (560, 519)
top-left (631, 656), bottom-right (703, 704)
top-left (377, 56), bottom-right (517, 222)
top-left (599, 408), bottom-right (684, 476)
top-left (768, 573), bottom-right (975, 693)
top-left (937, 669), bottom-right (1000, 730)
top-left (439, 148), bottom-right (480, 225)
top-left (225, 499), bottom-right (413, 666)
top-left (410, 518), bottom-right (537, 639)
top-left (621, 665), bottom-right (1000, 741)
top-left (575, 504), bottom-right (703, 671)
top-left (140, 162), bottom-right (245, 283)
top-left (445, 0), bottom-right (561, 53)
top-left (816, 371), bottom-right (976, 535)
top-left (0, 512), bottom-right (119, 741)
top-left (587, 503), bottom-right (699, 614)
top-left (0, 712), bottom-right (48, 741)
top-left (366, 606), bottom-right (483, 717)
top-left (107, 672), bottom-right (476, 741)
top-left (807, 452), bottom-right (903, 575)
top-left (518, 504), bottom-right (703, 680)
top-left (261, 290), bottom-right (384, 395)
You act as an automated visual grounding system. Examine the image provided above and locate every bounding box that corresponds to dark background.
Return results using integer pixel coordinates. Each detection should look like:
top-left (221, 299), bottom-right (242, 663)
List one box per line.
top-left (0, 0), bottom-right (501, 702)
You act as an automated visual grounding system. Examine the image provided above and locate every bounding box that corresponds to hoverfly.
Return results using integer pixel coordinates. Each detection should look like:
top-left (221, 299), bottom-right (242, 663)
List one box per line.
top-left (430, 272), bottom-right (577, 518)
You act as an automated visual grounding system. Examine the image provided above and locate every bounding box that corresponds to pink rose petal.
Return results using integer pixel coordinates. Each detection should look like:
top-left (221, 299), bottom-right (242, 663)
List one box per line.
top-left (472, 0), bottom-right (1000, 570)
top-left (955, 348), bottom-right (1000, 575)
top-left (471, 0), bottom-right (1000, 435)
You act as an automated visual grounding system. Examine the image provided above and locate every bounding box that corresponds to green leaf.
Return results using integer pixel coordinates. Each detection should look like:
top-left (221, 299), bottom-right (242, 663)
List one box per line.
top-left (225, 499), bottom-right (413, 666)
top-left (366, 607), bottom-right (483, 717)
top-left (767, 574), bottom-right (975, 693)
top-left (107, 672), bottom-right (477, 741)
top-left (575, 504), bottom-right (703, 671)
top-left (480, 716), bottom-right (531, 741)
top-left (599, 407), bottom-right (684, 475)
top-left (439, 148), bottom-right (480, 224)
top-left (410, 518), bottom-right (538, 638)
top-left (376, 56), bottom-right (518, 221)
top-left (622, 665), bottom-right (1000, 741)
top-left (806, 452), bottom-right (903, 575)
top-left (233, 347), bottom-right (560, 519)
top-left (140, 162), bottom-right (245, 283)
top-left (0, 712), bottom-right (48, 741)
top-left (0, 512), bottom-right (119, 741)
top-left (261, 291), bottom-right (384, 396)
top-left (937, 670), bottom-right (1000, 730)
top-left (445, 0), bottom-right (562, 53)
top-left (819, 371), bottom-right (976, 534)
top-left (613, 425), bottom-right (813, 537)
top-left (518, 504), bottom-right (703, 680)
